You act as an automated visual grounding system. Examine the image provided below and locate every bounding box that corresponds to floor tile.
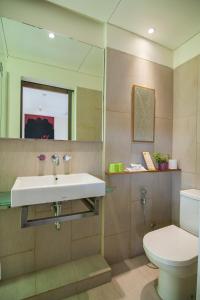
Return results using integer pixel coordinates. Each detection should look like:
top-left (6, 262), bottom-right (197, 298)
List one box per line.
top-left (86, 282), bottom-right (123, 300)
top-left (64, 255), bottom-right (160, 300)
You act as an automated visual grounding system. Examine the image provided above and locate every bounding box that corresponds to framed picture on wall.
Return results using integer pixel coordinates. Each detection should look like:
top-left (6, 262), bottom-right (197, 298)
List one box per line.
top-left (132, 85), bottom-right (155, 142)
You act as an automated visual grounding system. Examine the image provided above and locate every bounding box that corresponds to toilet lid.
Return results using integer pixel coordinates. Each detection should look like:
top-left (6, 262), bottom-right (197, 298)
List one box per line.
top-left (143, 225), bottom-right (198, 266)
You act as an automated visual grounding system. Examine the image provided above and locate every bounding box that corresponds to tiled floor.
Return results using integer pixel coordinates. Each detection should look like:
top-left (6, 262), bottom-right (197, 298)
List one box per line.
top-left (64, 255), bottom-right (161, 300)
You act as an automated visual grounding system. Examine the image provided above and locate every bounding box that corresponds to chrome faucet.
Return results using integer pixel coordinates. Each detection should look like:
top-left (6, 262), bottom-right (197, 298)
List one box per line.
top-left (51, 154), bottom-right (60, 166)
top-left (63, 154), bottom-right (71, 162)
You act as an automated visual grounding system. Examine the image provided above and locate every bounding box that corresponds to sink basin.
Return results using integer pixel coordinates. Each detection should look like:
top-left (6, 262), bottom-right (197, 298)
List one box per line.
top-left (11, 173), bottom-right (105, 207)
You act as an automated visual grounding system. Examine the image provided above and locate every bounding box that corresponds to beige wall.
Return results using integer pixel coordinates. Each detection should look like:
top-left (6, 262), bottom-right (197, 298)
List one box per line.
top-left (0, 139), bottom-right (102, 279)
top-left (173, 57), bottom-right (200, 298)
top-left (76, 87), bottom-right (102, 141)
top-left (172, 56), bottom-right (200, 223)
top-left (105, 48), bottom-right (173, 168)
top-left (0, 0), bottom-right (177, 276)
top-left (104, 48), bottom-right (174, 263)
top-left (0, 47), bottom-right (175, 277)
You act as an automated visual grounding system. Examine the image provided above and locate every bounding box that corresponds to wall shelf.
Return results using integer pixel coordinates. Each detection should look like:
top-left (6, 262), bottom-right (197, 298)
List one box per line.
top-left (106, 169), bottom-right (181, 176)
top-left (0, 192), bottom-right (11, 209)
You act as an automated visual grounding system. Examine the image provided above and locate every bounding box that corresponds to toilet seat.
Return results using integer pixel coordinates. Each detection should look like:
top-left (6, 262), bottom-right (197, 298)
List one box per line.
top-left (143, 225), bottom-right (198, 267)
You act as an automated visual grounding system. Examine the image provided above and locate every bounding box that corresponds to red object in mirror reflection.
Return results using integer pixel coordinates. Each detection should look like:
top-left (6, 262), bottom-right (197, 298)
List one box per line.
top-left (37, 154), bottom-right (46, 161)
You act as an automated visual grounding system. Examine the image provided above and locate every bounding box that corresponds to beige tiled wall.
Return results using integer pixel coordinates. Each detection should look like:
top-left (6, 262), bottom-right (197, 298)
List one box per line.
top-left (0, 48), bottom-right (176, 278)
top-left (105, 48), bottom-right (174, 264)
top-left (106, 48), bottom-right (173, 169)
top-left (0, 139), bottom-right (102, 279)
top-left (172, 56), bottom-right (200, 224)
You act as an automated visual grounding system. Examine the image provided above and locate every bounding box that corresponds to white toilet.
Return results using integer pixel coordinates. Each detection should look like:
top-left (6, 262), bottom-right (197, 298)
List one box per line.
top-left (143, 189), bottom-right (200, 300)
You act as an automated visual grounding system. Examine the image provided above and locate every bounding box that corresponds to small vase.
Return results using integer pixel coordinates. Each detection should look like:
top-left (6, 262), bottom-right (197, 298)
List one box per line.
top-left (158, 162), bottom-right (168, 171)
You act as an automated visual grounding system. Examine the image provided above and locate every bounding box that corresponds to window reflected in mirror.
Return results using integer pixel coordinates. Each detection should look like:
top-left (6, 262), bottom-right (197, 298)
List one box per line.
top-left (21, 81), bottom-right (73, 140)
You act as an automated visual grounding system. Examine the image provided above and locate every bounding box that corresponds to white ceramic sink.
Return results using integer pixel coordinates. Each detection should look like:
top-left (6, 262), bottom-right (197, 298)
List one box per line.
top-left (11, 173), bottom-right (105, 207)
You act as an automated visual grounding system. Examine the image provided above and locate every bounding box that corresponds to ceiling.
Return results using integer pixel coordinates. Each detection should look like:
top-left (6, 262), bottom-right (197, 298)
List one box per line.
top-left (47, 0), bottom-right (200, 50)
top-left (1, 18), bottom-right (104, 77)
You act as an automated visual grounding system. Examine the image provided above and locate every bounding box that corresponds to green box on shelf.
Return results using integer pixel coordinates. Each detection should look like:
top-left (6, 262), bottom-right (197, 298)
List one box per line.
top-left (109, 163), bottom-right (124, 173)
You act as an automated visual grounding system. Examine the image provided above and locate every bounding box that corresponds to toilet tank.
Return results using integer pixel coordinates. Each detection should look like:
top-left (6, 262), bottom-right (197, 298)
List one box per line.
top-left (180, 189), bottom-right (200, 236)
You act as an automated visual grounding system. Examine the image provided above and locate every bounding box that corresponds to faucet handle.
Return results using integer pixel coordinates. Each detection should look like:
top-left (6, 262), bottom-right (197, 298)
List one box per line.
top-left (51, 154), bottom-right (60, 166)
top-left (63, 154), bottom-right (71, 162)
top-left (38, 154), bottom-right (46, 161)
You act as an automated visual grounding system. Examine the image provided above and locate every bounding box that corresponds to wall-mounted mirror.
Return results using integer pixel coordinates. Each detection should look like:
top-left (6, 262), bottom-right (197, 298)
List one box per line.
top-left (132, 85), bottom-right (155, 142)
top-left (0, 17), bottom-right (104, 141)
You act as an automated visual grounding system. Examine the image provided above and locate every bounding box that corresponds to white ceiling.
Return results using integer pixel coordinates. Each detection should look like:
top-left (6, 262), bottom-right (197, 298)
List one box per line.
top-left (1, 18), bottom-right (104, 77)
top-left (47, 0), bottom-right (200, 50)
top-left (47, 0), bottom-right (120, 22)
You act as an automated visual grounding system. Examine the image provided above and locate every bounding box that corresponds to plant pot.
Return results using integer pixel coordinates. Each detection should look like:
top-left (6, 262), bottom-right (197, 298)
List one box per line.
top-left (158, 162), bottom-right (168, 171)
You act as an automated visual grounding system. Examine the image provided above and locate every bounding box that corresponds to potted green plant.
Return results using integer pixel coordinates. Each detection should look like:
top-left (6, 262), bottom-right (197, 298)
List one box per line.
top-left (153, 152), bottom-right (169, 171)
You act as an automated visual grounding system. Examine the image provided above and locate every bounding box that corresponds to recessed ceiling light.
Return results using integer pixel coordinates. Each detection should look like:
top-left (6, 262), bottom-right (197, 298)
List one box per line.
top-left (148, 28), bottom-right (155, 34)
top-left (48, 32), bottom-right (55, 39)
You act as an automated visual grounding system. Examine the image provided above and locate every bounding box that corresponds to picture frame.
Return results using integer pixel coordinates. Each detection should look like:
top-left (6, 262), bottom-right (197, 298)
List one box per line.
top-left (132, 85), bottom-right (155, 142)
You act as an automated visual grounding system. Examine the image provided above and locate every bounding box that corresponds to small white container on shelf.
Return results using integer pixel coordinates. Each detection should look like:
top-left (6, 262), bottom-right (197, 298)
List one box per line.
top-left (168, 159), bottom-right (178, 170)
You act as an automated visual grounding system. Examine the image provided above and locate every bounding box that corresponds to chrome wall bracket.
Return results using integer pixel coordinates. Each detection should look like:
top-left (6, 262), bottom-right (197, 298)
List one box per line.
top-left (21, 197), bottom-right (100, 228)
